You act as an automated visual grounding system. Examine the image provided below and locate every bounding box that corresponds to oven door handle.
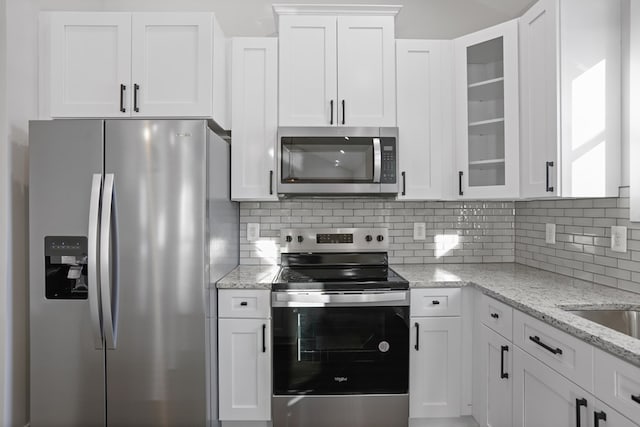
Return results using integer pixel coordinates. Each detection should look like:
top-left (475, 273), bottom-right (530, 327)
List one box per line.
top-left (373, 137), bottom-right (381, 183)
top-left (272, 291), bottom-right (409, 307)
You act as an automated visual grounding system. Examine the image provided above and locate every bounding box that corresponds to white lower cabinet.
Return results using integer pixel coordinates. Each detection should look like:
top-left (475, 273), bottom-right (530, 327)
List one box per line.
top-left (513, 346), bottom-right (590, 427)
top-left (410, 295), bottom-right (462, 420)
top-left (218, 289), bottom-right (271, 422)
top-left (480, 326), bottom-right (512, 427)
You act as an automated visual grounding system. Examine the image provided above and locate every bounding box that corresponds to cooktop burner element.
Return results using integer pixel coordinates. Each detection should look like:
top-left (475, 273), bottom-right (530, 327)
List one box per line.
top-left (274, 228), bottom-right (408, 291)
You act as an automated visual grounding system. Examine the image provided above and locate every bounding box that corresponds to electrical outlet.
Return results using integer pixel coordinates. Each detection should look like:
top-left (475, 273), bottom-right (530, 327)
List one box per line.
top-left (247, 223), bottom-right (260, 242)
top-left (413, 222), bottom-right (426, 240)
top-left (545, 223), bottom-right (556, 244)
top-left (611, 226), bottom-right (627, 253)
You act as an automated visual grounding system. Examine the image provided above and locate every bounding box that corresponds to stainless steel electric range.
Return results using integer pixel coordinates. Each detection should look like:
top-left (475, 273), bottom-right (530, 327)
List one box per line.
top-left (271, 228), bottom-right (409, 427)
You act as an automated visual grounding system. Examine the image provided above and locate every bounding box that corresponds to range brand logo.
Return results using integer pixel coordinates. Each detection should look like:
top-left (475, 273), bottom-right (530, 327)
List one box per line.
top-left (334, 376), bottom-right (348, 383)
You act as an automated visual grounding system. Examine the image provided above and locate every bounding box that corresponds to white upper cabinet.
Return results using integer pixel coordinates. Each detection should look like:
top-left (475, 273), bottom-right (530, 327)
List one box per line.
top-left (231, 38), bottom-right (278, 201)
top-left (454, 20), bottom-right (520, 199)
top-left (276, 5), bottom-right (399, 127)
top-left (278, 15), bottom-right (337, 126)
top-left (519, 0), bottom-right (621, 198)
top-left (45, 12), bottom-right (224, 120)
top-left (396, 39), bottom-right (454, 200)
top-left (131, 13), bottom-right (212, 117)
top-left (49, 13), bottom-right (132, 117)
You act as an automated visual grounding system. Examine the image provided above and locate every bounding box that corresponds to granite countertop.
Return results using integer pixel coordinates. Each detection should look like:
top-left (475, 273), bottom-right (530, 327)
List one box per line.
top-left (217, 262), bottom-right (640, 367)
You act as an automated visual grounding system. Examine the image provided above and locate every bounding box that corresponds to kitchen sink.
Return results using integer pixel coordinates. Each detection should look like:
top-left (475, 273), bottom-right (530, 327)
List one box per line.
top-left (565, 309), bottom-right (640, 339)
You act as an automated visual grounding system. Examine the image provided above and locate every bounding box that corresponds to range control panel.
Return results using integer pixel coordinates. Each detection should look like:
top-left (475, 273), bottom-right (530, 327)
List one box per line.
top-left (281, 228), bottom-right (388, 253)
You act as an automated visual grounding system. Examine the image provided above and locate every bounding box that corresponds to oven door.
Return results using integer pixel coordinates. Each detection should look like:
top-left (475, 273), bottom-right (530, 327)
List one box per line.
top-left (272, 291), bottom-right (409, 395)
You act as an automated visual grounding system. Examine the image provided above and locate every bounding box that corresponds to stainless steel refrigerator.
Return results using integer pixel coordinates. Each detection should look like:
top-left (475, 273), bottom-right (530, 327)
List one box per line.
top-left (28, 119), bottom-right (238, 427)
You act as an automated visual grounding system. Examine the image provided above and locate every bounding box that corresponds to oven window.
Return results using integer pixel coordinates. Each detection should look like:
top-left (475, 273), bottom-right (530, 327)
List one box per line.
top-left (273, 306), bottom-right (409, 395)
top-left (280, 137), bottom-right (374, 183)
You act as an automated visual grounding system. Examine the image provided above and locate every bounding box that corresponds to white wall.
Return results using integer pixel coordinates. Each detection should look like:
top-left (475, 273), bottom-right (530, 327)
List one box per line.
top-left (0, 0), bottom-right (7, 424)
top-left (631, 0), bottom-right (640, 220)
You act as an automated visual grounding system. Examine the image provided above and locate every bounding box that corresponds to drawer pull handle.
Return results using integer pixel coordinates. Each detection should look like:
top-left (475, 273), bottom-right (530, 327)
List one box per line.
top-left (529, 335), bottom-right (563, 355)
top-left (576, 398), bottom-right (587, 427)
top-left (490, 313), bottom-right (499, 319)
top-left (632, 394), bottom-right (640, 405)
top-left (432, 300), bottom-right (440, 305)
top-left (119, 84), bottom-right (126, 113)
top-left (594, 411), bottom-right (606, 427)
top-left (414, 322), bottom-right (420, 351)
top-left (240, 301), bottom-right (248, 306)
top-left (133, 83), bottom-right (140, 113)
top-left (500, 345), bottom-right (509, 379)
top-left (262, 323), bottom-right (266, 353)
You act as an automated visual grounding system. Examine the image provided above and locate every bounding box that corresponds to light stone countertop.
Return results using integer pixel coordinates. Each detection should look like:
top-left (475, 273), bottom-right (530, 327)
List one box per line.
top-left (216, 262), bottom-right (640, 367)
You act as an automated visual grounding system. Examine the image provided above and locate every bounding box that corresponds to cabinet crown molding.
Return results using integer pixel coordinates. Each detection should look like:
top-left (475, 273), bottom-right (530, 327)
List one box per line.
top-left (273, 4), bottom-right (402, 25)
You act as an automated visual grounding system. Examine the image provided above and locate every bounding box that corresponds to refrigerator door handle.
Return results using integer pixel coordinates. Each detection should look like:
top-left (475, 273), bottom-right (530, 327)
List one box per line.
top-left (100, 173), bottom-right (119, 349)
top-left (88, 174), bottom-right (104, 349)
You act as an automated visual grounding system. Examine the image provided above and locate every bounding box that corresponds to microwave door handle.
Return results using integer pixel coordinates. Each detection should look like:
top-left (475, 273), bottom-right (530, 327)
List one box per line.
top-left (373, 138), bottom-right (381, 183)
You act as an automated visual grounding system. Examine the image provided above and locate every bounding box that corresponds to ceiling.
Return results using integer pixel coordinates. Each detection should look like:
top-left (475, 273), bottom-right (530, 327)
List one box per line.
top-left (44, 0), bottom-right (537, 39)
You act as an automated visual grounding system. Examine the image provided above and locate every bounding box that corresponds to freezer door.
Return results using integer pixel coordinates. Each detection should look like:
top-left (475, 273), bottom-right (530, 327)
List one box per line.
top-left (104, 120), bottom-right (208, 426)
top-left (29, 120), bottom-right (106, 427)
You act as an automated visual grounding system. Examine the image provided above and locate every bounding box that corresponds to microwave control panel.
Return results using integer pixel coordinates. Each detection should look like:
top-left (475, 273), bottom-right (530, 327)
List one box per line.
top-left (380, 138), bottom-right (397, 184)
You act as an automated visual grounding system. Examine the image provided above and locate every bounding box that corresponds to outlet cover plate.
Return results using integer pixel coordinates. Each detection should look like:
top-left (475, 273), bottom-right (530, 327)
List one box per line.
top-left (611, 226), bottom-right (627, 253)
top-left (545, 223), bottom-right (556, 244)
top-left (247, 223), bottom-right (260, 242)
top-left (413, 222), bottom-right (426, 240)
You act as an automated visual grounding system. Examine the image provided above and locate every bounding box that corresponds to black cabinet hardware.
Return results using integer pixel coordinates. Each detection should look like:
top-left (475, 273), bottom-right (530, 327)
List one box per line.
top-left (240, 301), bottom-right (248, 306)
top-left (341, 100), bottom-right (345, 125)
top-left (500, 345), bottom-right (509, 379)
top-left (262, 324), bottom-right (266, 353)
top-left (529, 335), bottom-right (563, 355)
top-left (269, 170), bottom-right (274, 195)
top-left (401, 171), bottom-right (406, 196)
top-left (133, 83), bottom-right (140, 113)
top-left (119, 84), bottom-right (126, 113)
top-left (330, 100), bottom-right (334, 125)
top-left (576, 398), bottom-right (587, 427)
top-left (414, 322), bottom-right (419, 351)
top-left (432, 300), bottom-right (440, 305)
top-left (491, 313), bottom-right (500, 319)
top-left (632, 394), bottom-right (640, 404)
top-left (458, 171), bottom-right (463, 196)
top-left (546, 161), bottom-right (554, 192)
top-left (594, 411), bottom-right (606, 427)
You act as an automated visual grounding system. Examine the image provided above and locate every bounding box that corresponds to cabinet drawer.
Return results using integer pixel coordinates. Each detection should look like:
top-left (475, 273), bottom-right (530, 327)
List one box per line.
top-left (217, 289), bottom-right (271, 318)
top-left (479, 294), bottom-right (513, 340)
top-left (513, 310), bottom-right (593, 392)
top-left (411, 288), bottom-right (461, 317)
top-left (594, 348), bottom-right (640, 422)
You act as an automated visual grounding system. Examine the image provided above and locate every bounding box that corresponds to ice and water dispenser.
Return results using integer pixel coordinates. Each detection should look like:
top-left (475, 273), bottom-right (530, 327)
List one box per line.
top-left (44, 236), bottom-right (88, 299)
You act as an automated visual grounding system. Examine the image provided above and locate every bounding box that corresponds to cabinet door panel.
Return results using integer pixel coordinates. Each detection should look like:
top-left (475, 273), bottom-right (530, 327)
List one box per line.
top-left (518, 0), bottom-right (559, 198)
top-left (513, 346), bottom-right (590, 427)
top-left (279, 15), bottom-right (337, 126)
top-left (484, 327), bottom-right (512, 427)
top-left (231, 38), bottom-right (278, 201)
top-left (131, 13), bottom-right (212, 117)
top-left (337, 16), bottom-right (396, 127)
top-left (454, 20), bottom-right (519, 199)
top-left (50, 13), bottom-right (131, 117)
top-left (396, 40), bottom-right (452, 200)
top-left (410, 317), bottom-right (461, 418)
top-left (218, 318), bottom-right (271, 421)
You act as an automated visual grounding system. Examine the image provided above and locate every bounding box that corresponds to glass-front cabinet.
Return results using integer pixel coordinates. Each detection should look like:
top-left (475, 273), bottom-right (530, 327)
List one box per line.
top-left (455, 20), bottom-right (519, 199)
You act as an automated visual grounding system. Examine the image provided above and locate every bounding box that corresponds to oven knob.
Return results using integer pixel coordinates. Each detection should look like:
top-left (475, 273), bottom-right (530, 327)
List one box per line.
top-left (285, 235), bottom-right (293, 243)
top-left (377, 235), bottom-right (384, 242)
top-left (297, 236), bottom-right (304, 243)
top-left (365, 235), bottom-right (373, 242)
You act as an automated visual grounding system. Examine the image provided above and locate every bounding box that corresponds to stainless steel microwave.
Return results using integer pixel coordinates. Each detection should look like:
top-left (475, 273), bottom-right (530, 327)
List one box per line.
top-left (277, 127), bottom-right (399, 196)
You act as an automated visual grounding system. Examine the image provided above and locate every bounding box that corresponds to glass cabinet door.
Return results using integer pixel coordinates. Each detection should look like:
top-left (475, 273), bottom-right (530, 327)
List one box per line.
top-left (455, 20), bottom-right (519, 199)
